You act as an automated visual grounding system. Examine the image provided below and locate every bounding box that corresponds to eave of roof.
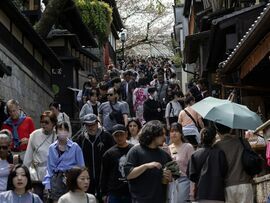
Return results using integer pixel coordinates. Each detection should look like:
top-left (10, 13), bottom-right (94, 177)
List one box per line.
top-left (206, 2), bottom-right (265, 70)
top-left (47, 32), bottom-right (100, 62)
top-left (220, 2), bottom-right (270, 72)
top-left (47, 32), bottom-right (82, 49)
top-left (79, 48), bottom-right (100, 62)
top-left (0, 0), bottom-right (62, 67)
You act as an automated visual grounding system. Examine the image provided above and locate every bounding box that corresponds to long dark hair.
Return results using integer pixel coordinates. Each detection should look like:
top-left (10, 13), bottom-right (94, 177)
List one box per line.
top-left (201, 127), bottom-right (217, 147)
top-left (66, 166), bottom-right (89, 192)
top-left (170, 122), bottom-right (186, 143)
top-left (7, 164), bottom-right (32, 191)
top-left (127, 118), bottom-right (142, 139)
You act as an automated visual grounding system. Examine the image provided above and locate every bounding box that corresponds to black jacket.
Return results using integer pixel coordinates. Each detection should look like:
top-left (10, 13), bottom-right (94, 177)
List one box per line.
top-left (74, 128), bottom-right (114, 195)
top-left (187, 147), bottom-right (228, 201)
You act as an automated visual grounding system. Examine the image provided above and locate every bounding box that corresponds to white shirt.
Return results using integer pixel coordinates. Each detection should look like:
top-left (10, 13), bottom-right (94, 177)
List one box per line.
top-left (58, 191), bottom-right (96, 203)
top-left (0, 159), bottom-right (9, 192)
top-left (165, 100), bottom-right (182, 118)
top-left (23, 129), bottom-right (56, 181)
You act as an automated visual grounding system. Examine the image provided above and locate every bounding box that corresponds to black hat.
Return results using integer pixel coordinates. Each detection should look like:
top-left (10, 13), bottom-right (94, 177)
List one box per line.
top-left (148, 86), bottom-right (157, 94)
top-left (111, 124), bottom-right (126, 136)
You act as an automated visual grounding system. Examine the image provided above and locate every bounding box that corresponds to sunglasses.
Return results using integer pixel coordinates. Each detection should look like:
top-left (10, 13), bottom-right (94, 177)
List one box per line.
top-left (0, 146), bottom-right (8, 150)
top-left (41, 120), bottom-right (50, 125)
top-left (107, 93), bottom-right (114, 96)
top-left (128, 117), bottom-right (137, 122)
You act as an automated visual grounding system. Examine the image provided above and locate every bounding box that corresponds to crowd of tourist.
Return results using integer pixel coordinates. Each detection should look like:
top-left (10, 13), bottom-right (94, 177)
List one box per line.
top-left (0, 56), bottom-right (257, 203)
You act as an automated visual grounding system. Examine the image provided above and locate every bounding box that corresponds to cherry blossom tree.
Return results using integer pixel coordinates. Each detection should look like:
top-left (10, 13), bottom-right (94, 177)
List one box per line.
top-left (116, 0), bottom-right (174, 54)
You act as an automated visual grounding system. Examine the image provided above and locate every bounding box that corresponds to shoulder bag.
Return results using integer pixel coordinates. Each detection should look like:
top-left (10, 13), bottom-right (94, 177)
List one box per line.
top-left (109, 102), bottom-right (124, 124)
top-left (239, 136), bottom-right (263, 176)
top-left (184, 109), bottom-right (201, 132)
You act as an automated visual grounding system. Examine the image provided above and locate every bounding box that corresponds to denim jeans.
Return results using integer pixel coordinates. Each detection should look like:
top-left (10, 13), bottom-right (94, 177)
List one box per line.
top-left (267, 194), bottom-right (270, 203)
top-left (108, 194), bottom-right (131, 203)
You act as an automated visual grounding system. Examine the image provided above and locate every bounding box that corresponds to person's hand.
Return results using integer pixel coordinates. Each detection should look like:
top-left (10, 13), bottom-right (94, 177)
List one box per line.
top-left (44, 189), bottom-right (51, 199)
top-left (8, 164), bottom-right (14, 171)
top-left (102, 195), bottom-right (107, 203)
top-left (157, 108), bottom-right (161, 112)
top-left (162, 169), bottom-right (172, 183)
top-left (13, 155), bottom-right (20, 165)
top-left (145, 162), bottom-right (162, 169)
top-left (20, 137), bottom-right (29, 145)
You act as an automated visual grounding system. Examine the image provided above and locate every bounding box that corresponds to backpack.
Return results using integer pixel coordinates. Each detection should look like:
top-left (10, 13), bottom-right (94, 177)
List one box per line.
top-left (239, 137), bottom-right (263, 176)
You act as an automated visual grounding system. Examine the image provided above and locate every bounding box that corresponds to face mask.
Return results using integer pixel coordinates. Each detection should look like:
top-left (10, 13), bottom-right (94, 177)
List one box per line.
top-left (152, 92), bottom-right (158, 100)
top-left (57, 131), bottom-right (69, 140)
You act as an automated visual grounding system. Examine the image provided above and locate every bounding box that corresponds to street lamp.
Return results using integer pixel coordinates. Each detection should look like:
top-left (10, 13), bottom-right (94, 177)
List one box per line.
top-left (120, 32), bottom-right (126, 60)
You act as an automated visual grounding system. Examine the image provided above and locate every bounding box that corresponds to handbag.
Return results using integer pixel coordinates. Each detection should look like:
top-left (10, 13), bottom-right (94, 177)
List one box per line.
top-left (239, 136), bottom-right (263, 176)
top-left (50, 172), bottom-right (68, 200)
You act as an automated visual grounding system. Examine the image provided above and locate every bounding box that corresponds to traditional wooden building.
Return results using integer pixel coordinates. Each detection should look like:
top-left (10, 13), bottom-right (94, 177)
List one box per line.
top-left (220, 2), bottom-right (270, 120)
top-left (46, 30), bottom-right (99, 119)
top-left (0, 0), bottom-right (62, 125)
top-left (102, 0), bottom-right (125, 67)
top-left (21, 0), bottom-right (99, 122)
top-left (183, 0), bottom-right (266, 97)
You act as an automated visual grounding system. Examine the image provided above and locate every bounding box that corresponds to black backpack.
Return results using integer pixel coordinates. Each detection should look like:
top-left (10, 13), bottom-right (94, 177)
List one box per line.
top-left (239, 137), bottom-right (263, 176)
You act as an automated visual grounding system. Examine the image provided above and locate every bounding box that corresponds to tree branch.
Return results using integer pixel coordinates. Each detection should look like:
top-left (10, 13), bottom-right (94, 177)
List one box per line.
top-left (34, 0), bottom-right (69, 38)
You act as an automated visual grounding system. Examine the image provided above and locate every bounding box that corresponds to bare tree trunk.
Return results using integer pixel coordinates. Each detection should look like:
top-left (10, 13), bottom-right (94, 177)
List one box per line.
top-left (34, 0), bottom-right (69, 38)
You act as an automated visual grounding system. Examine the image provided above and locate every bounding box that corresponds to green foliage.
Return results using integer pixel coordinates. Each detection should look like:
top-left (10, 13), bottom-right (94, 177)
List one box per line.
top-left (75, 0), bottom-right (113, 46)
top-left (52, 84), bottom-right (60, 95)
top-left (156, 1), bottom-right (166, 15)
top-left (171, 53), bottom-right (182, 68)
top-left (145, 0), bottom-right (166, 14)
top-left (175, 0), bottom-right (182, 6)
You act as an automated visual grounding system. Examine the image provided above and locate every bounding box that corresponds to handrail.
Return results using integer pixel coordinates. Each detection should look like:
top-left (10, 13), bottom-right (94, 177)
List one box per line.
top-left (254, 119), bottom-right (270, 134)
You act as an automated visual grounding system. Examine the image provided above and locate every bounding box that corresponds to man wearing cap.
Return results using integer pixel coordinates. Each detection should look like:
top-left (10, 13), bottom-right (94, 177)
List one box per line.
top-left (100, 124), bottom-right (133, 203)
top-left (73, 113), bottom-right (114, 201)
top-left (143, 87), bottom-right (163, 123)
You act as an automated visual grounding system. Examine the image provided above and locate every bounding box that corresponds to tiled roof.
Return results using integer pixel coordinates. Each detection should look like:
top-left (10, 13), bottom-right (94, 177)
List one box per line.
top-left (220, 1), bottom-right (270, 69)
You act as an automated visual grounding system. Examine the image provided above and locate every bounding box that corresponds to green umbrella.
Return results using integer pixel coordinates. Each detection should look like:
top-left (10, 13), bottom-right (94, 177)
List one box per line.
top-left (191, 97), bottom-right (263, 130)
